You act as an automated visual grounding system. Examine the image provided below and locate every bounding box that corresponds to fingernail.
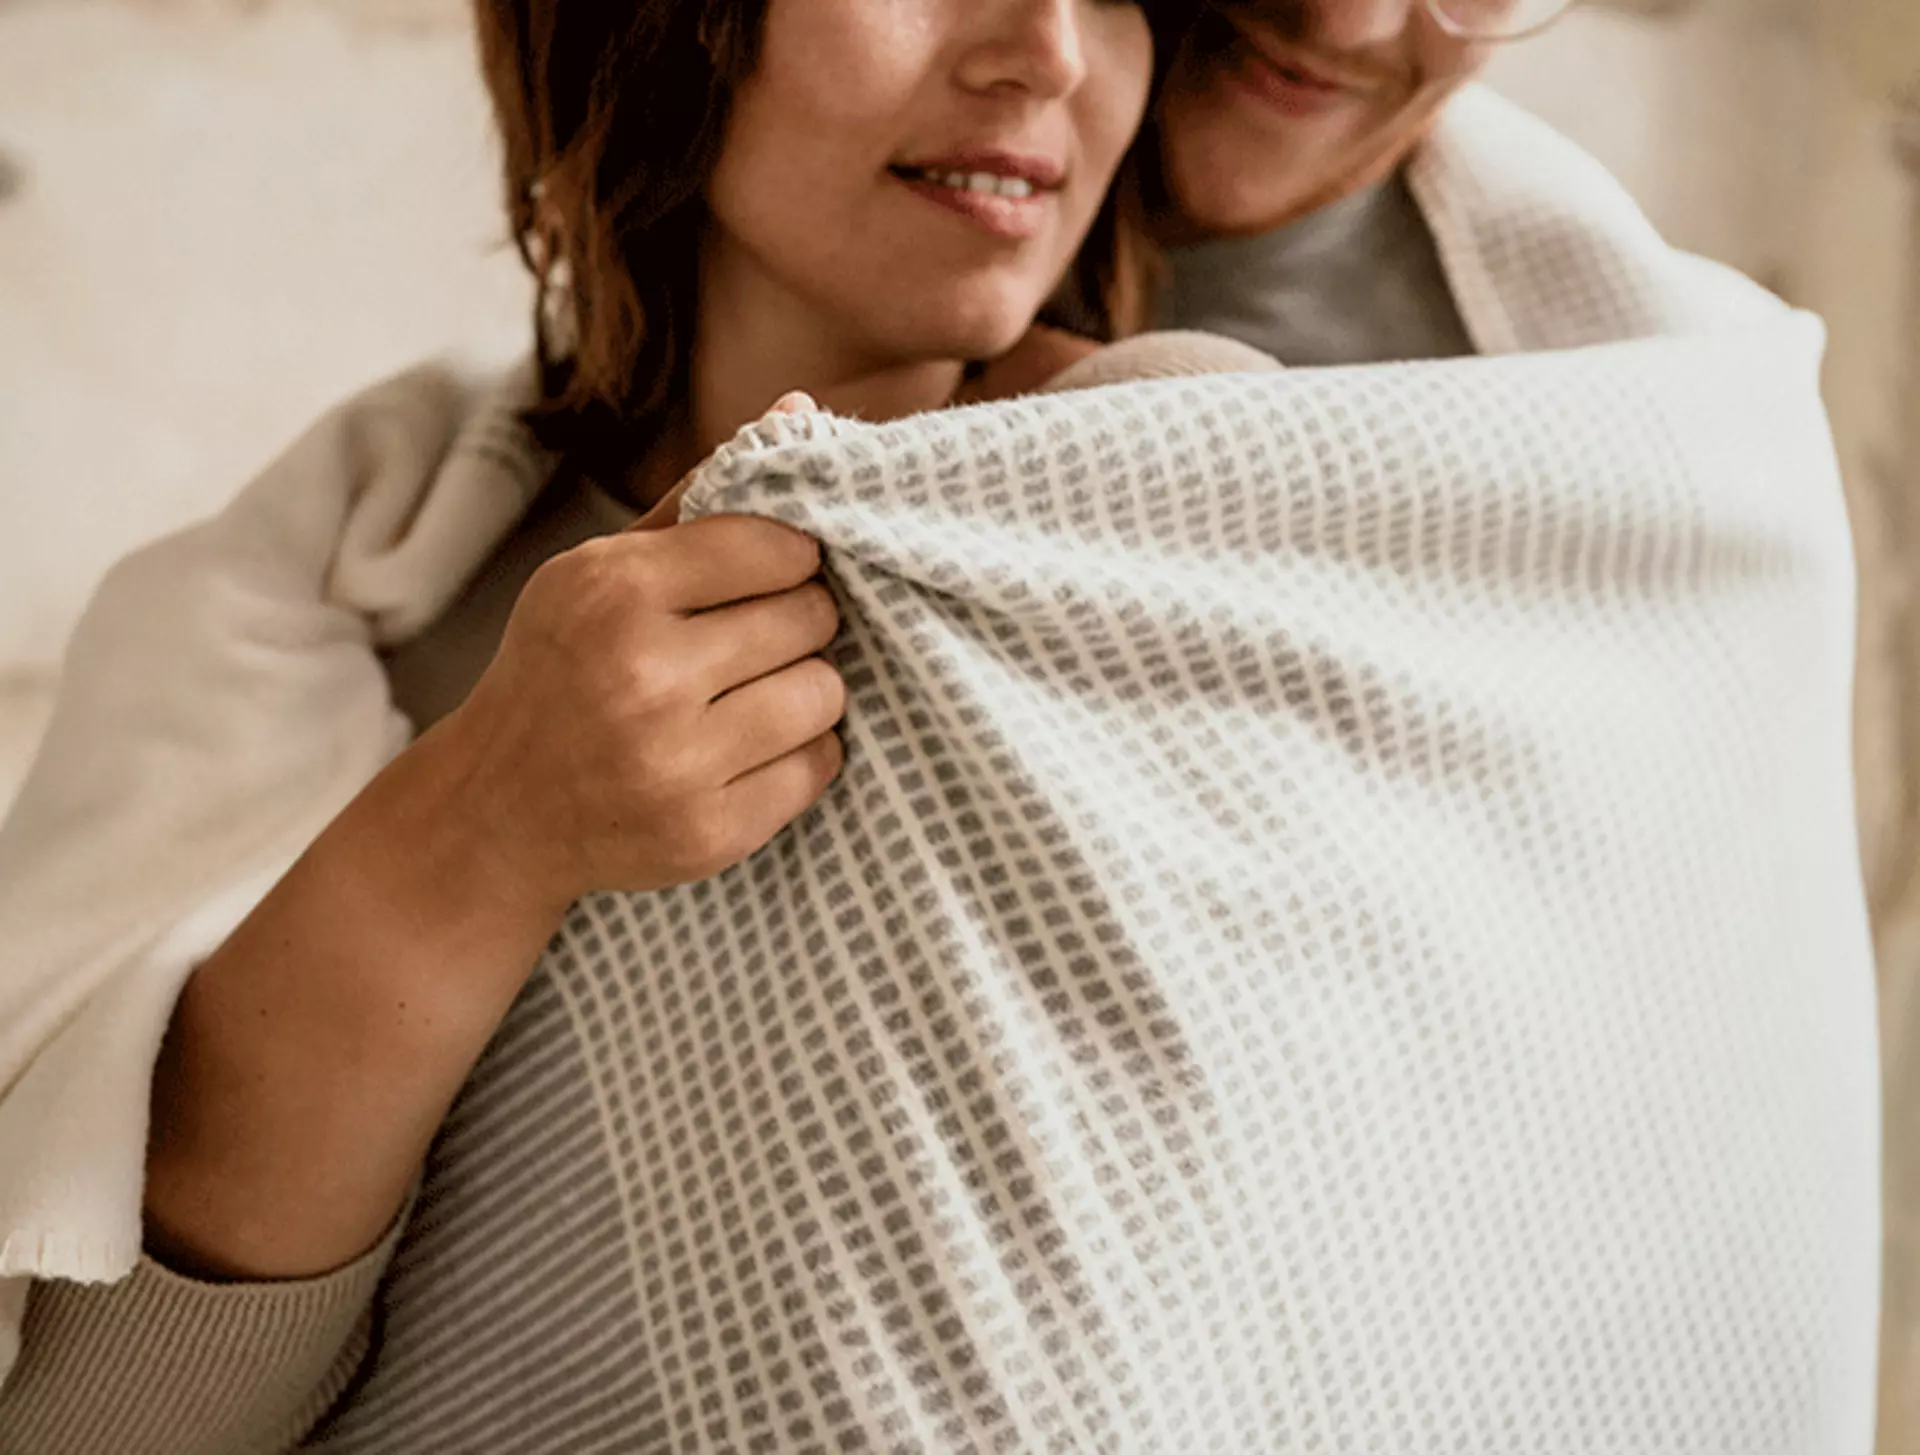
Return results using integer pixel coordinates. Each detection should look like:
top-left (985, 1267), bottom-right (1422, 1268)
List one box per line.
top-left (770, 391), bottom-right (817, 415)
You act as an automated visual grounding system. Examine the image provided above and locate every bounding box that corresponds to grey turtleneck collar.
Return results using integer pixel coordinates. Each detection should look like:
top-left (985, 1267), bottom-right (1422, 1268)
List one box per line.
top-left (1157, 171), bottom-right (1474, 367)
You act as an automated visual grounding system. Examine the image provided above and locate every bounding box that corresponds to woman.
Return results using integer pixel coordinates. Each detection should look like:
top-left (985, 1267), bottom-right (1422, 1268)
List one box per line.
top-left (0, 0), bottom-right (1187, 1448)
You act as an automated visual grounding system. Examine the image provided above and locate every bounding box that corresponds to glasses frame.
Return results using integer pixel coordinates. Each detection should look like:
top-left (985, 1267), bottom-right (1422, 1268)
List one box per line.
top-left (1424, 0), bottom-right (1577, 43)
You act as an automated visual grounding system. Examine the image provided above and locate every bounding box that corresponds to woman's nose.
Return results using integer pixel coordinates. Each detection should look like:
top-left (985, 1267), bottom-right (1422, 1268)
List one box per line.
top-left (956, 0), bottom-right (1090, 101)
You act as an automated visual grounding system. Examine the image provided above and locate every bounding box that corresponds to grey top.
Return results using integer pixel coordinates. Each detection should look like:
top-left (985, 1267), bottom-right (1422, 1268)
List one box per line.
top-left (1157, 172), bottom-right (1474, 366)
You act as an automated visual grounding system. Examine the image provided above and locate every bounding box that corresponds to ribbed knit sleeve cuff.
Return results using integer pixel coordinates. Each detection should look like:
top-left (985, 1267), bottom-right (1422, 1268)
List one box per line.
top-left (1040, 331), bottom-right (1285, 393)
top-left (0, 1194), bottom-right (413, 1455)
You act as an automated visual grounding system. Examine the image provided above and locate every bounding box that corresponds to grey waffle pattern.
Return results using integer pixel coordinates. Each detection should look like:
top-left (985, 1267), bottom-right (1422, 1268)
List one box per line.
top-left (315, 330), bottom-right (1876, 1452)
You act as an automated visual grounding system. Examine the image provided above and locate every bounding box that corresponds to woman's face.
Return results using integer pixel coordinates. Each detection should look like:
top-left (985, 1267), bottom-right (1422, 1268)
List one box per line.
top-left (706, 0), bottom-right (1154, 366)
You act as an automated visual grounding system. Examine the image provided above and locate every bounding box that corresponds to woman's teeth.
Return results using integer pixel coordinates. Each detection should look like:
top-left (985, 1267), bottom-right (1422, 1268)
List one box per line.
top-left (903, 168), bottom-right (1036, 200)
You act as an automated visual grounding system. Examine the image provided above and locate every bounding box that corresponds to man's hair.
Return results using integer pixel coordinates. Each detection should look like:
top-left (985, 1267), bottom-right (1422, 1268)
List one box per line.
top-left (473, 0), bottom-right (1187, 485)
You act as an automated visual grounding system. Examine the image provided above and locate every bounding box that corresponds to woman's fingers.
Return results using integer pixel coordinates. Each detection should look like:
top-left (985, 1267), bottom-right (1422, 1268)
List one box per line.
top-left (616, 513), bottom-right (822, 613)
top-left (717, 731), bottom-right (846, 857)
top-left (682, 582), bottom-right (840, 700)
top-left (457, 387), bottom-right (839, 900)
top-left (705, 655), bottom-right (847, 782)
top-left (622, 390), bottom-right (825, 607)
top-left (766, 390), bottom-right (817, 416)
top-left (629, 475), bottom-right (693, 533)
top-left (629, 391), bottom-right (818, 534)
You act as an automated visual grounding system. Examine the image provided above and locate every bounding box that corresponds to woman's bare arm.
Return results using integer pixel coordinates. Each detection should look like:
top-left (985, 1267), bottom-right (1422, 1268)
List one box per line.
top-left (144, 509), bottom-right (846, 1280)
top-left (142, 719), bottom-right (572, 1280)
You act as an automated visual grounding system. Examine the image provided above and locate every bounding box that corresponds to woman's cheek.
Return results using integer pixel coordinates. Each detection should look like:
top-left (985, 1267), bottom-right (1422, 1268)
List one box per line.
top-left (1089, 19), bottom-right (1155, 172)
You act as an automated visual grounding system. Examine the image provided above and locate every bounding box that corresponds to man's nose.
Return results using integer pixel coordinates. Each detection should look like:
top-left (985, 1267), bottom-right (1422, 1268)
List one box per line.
top-left (957, 0), bottom-right (1090, 101)
top-left (1304, 0), bottom-right (1418, 51)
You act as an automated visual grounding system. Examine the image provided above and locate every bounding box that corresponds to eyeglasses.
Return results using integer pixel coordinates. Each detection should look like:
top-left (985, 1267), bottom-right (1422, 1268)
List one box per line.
top-left (1203, 0), bottom-right (1578, 48)
top-left (1424, 0), bottom-right (1578, 42)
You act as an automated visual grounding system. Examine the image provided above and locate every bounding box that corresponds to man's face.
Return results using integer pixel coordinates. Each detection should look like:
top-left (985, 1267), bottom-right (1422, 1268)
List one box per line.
top-left (1154, 0), bottom-right (1496, 241)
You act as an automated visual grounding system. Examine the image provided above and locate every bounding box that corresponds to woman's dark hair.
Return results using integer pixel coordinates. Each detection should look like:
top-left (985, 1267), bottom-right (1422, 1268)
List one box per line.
top-left (472, 0), bottom-right (1190, 482)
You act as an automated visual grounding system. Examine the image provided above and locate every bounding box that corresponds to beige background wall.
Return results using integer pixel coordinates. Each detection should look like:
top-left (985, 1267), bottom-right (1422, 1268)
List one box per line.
top-left (0, 0), bottom-right (526, 682)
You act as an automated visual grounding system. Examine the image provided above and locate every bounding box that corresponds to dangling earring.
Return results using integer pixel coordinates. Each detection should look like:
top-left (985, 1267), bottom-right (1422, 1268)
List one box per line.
top-left (528, 176), bottom-right (580, 365)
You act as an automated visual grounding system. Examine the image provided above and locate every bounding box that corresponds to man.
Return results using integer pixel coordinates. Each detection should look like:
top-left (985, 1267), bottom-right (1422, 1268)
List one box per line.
top-left (1152, 0), bottom-right (1566, 363)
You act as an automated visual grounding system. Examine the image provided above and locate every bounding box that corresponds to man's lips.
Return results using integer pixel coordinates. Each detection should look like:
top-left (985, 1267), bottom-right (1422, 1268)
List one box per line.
top-left (1217, 13), bottom-right (1381, 116)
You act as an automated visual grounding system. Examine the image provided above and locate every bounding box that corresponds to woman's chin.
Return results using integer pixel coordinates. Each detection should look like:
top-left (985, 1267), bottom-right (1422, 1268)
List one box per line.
top-left (868, 286), bottom-right (1051, 367)
top-left (958, 319), bottom-right (1038, 364)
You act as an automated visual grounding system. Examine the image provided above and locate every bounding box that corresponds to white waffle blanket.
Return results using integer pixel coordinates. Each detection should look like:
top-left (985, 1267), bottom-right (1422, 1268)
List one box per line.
top-left (0, 86), bottom-right (1880, 1447)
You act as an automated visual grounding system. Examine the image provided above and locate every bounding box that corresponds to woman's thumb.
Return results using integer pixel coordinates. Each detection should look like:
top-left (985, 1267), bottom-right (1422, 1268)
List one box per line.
top-left (629, 393), bottom-right (818, 533)
top-left (629, 474), bottom-right (691, 533)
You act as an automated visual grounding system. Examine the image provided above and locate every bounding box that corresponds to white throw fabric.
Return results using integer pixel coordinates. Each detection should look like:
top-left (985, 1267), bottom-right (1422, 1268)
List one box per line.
top-left (0, 81), bottom-right (1880, 1447)
top-left (0, 367), bottom-right (551, 1306)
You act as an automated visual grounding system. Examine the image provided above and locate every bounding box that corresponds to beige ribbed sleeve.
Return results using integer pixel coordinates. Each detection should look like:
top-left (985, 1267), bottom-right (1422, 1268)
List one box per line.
top-left (0, 1203), bottom-right (408, 1455)
top-left (1040, 329), bottom-right (1283, 392)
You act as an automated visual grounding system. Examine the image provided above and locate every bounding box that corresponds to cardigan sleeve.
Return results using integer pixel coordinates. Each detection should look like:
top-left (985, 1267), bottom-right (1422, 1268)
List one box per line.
top-left (0, 1197), bottom-right (411, 1455)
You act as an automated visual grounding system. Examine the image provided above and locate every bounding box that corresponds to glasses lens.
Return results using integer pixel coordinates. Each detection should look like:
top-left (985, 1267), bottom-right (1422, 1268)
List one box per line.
top-left (1427, 0), bottom-right (1574, 41)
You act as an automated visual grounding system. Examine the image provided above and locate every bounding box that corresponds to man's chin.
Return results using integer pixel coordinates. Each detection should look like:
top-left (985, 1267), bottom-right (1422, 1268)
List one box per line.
top-left (1164, 123), bottom-right (1391, 241)
top-left (1156, 69), bottom-right (1468, 243)
top-left (1156, 116), bottom-right (1323, 240)
top-left (1169, 164), bottom-right (1322, 241)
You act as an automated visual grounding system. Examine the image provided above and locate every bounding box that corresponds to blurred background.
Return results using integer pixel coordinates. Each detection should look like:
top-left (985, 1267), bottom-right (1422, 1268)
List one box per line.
top-left (1, 0), bottom-right (1918, 1445)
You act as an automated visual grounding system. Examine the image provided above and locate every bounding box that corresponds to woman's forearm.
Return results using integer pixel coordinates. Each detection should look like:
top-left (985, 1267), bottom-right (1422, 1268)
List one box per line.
top-left (141, 501), bottom-right (843, 1283)
top-left (142, 719), bottom-right (570, 1281)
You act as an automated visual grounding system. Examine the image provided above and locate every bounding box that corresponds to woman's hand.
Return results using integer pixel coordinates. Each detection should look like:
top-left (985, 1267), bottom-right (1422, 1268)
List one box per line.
top-left (439, 390), bottom-right (845, 910)
top-left (438, 461), bottom-right (847, 913)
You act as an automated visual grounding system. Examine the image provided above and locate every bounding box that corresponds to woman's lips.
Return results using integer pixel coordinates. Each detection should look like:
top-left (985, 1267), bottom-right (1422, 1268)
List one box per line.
top-left (890, 166), bottom-right (1055, 242)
